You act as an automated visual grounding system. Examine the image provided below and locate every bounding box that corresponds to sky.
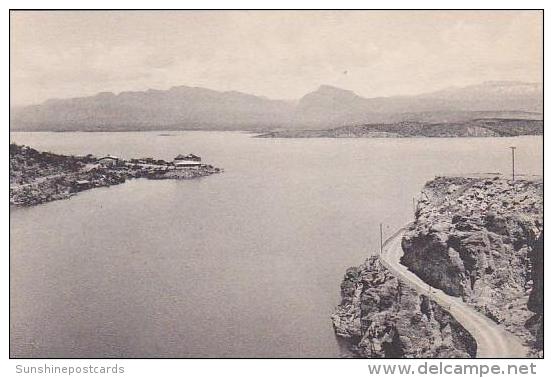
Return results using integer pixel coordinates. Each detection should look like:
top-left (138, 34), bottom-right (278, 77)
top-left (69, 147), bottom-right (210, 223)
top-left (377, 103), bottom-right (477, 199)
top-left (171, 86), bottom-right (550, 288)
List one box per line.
top-left (10, 10), bottom-right (543, 106)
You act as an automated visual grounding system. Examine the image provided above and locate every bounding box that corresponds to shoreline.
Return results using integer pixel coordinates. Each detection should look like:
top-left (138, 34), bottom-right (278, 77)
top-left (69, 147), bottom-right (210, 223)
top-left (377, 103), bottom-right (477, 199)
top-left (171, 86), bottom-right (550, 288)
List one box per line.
top-left (9, 144), bottom-right (223, 207)
top-left (255, 119), bottom-right (543, 139)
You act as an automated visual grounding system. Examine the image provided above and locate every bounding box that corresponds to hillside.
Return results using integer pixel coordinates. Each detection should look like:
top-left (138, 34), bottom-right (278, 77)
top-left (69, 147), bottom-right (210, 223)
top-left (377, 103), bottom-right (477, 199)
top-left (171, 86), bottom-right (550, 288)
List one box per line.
top-left (333, 176), bottom-right (543, 358)
top-left (293, 81), bottom-right (542, 129)
top-left (332, 256), bottom-right (477, 358)
top-left (10, 86), bottom-right (295, 132)
top-left (402, 176), bottom-right (543, 356)
top-left (10, 81), bottom-right (542, 132)
top-left (257, 119), bottom-right (544, 138)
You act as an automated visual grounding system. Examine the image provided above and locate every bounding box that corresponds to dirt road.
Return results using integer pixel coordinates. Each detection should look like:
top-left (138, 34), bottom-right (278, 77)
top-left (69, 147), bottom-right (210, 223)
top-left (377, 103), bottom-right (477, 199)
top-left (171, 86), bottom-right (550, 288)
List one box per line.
top-left (380, 228), bottom-right (528, 358)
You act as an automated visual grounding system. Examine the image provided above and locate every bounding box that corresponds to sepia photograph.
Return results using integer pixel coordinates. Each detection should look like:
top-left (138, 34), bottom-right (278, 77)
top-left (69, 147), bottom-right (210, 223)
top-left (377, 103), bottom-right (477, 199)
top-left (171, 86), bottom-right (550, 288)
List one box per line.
top-left (8, 8), bottom-right (543, 363)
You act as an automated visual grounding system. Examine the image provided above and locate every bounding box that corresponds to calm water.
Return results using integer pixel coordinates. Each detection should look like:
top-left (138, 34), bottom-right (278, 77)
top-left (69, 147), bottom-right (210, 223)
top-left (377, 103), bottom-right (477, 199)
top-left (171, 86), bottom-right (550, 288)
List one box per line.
top-left (9, 132), bottom-right (543, 358)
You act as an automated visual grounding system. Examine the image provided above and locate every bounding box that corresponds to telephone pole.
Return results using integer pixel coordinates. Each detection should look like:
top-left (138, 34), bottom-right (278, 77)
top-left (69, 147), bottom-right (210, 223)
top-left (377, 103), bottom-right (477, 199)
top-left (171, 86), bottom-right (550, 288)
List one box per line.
top-left (379, 223), bottom-right (383, 255)
top-left (509, 146), bottom-right (516, 182)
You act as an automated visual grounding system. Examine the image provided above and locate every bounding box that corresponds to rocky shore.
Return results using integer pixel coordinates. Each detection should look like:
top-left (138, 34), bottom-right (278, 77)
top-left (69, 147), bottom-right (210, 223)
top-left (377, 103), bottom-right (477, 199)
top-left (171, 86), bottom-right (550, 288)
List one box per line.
top-left (332, 175), bottom-right (543, 358)
top-left (401, 176), bottom-right (543, 356)
top-left (332, 256), bottom-right (477, 358)
top-left (10, 144), bottom-right (222, 207)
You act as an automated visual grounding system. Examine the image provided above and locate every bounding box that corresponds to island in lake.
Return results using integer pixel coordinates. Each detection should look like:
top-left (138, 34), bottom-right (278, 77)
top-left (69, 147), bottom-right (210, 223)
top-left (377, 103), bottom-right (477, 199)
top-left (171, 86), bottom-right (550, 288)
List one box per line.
top-left (9, 143), bottom-right (222, 207)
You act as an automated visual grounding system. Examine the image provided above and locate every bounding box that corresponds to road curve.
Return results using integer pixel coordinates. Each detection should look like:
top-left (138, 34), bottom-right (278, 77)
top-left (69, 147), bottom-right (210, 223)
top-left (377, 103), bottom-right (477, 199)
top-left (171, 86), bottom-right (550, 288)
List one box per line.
top-left (380, 227), bottom-right (528, 358)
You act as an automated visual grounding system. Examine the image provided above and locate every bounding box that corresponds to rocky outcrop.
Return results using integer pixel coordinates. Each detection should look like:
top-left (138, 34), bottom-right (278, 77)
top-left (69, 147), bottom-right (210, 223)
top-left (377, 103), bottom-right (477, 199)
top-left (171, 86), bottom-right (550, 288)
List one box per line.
top-left (332, 256), bottom-right (476, 358)
top-left (527, 233), bottom-right (543, 353)
top-left (401, 176), bottom-right (543, 356)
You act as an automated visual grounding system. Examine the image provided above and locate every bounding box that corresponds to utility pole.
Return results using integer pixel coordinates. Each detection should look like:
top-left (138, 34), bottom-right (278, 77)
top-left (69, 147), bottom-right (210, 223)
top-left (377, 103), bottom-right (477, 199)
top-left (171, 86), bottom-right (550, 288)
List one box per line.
top-left (509, 146), bottom-right (516, 182)
top-left (379, 223), bottom-right (383, 255)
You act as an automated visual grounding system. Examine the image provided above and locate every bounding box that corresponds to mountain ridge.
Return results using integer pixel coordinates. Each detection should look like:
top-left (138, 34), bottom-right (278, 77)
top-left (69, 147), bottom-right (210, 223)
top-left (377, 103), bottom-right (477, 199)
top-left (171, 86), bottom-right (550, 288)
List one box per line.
top-left (10, 81), bottom-right (543, 132)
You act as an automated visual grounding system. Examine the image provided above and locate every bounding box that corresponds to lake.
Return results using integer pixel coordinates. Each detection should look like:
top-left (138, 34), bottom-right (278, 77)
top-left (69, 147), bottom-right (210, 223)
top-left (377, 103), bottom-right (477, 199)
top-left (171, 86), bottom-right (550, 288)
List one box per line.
top-left (9, 132), bottom-right (543, 358)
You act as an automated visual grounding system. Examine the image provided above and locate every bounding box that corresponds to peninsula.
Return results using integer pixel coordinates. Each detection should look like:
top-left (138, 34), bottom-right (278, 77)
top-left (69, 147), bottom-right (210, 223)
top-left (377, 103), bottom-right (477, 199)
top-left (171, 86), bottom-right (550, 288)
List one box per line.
top-left (9, 144), bottom-right (222, 207)
top-left (257, 119), bottom-right (543, 139)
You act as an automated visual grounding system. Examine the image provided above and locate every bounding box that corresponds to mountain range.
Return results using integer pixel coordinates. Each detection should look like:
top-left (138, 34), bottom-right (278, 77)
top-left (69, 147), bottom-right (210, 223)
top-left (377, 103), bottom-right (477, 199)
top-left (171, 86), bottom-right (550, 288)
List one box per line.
top-left (10, 81), bottom-right (543, 132)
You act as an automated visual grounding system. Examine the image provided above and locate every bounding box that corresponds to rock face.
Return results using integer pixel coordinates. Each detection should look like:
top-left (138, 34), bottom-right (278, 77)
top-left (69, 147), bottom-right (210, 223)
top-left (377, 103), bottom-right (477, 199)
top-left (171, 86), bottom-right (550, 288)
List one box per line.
top-left (331, 256), bottom-right (476, 358)
top-left (401, 176), bottom-right (543, 356)
top-left (527, 232), bottom-right (543, 352)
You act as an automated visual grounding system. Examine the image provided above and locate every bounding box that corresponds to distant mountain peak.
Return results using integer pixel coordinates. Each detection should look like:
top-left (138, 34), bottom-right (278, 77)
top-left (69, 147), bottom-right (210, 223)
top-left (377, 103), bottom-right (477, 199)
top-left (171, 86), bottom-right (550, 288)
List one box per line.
top-left (314, 85), bottom-right (358, 95)
top-left (169, 85), bottom-right (193, 91)
top-left (299, 85), bottom-right (362, 105)
top-left (95, 91), bottom-right (116, 97)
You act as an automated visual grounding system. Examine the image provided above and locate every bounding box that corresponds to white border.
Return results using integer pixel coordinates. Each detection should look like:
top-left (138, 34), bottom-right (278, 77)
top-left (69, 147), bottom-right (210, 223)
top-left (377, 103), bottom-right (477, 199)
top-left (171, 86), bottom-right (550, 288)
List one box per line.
top-left (1, 2), bottom-right (549, 377)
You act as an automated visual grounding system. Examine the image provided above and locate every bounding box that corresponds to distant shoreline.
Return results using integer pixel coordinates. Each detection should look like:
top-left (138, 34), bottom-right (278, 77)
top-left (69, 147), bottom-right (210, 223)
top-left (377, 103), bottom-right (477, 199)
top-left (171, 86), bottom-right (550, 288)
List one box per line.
top-left (9, 118), bottom-right (545, 139)
top-left (256, 119), bottom-right (543, 139)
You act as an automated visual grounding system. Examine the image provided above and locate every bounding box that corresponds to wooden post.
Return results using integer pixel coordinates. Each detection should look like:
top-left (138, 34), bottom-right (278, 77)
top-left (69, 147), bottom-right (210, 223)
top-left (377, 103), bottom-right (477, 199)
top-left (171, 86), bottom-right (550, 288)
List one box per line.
top-left (509, 146), bottom-right (516, 182)
top-left (379, 223), bottom-right (383, 255)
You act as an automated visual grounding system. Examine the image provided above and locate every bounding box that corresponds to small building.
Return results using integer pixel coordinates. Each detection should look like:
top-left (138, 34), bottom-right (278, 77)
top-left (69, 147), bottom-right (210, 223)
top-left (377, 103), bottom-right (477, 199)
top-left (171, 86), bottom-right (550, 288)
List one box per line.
top-left (174, 153), bottom-right (201, 162)
top-left (175, 160), bottom-right (202, 168)
top-left (72, 180), bottom-right (91, 191)
top-left (98, 155), bottom-right (120, 166)
top-left (184, 154), bottom-right (201, 162)
top-left (84, 163), bottom-right (101, 172)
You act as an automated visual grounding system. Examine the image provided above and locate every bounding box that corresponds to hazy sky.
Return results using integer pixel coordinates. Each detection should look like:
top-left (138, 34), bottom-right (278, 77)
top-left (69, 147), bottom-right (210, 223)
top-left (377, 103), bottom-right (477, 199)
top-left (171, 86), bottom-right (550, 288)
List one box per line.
top-left (10, 10), bottom-right (543, 106)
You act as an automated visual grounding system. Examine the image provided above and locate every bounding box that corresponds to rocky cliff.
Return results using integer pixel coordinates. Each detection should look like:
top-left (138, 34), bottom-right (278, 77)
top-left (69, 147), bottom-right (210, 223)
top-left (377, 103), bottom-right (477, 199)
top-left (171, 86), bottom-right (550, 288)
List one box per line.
top-left (331, 256), bottom-right (476, 358)
top-left (401, 176), bottom-right (543, 356)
